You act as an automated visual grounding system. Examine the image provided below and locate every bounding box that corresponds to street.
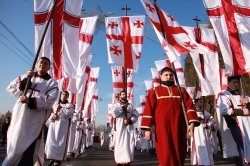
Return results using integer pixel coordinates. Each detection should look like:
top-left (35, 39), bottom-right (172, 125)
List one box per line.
top-left (0, 142), bottom-right (236, 165)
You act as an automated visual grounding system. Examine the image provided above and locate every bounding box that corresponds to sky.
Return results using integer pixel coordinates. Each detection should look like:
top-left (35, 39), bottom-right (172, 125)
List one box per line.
top-left (0, 0), bottom-right (209, 126)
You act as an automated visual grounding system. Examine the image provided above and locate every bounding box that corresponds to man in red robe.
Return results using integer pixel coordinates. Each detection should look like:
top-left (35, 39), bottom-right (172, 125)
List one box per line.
top-left (141, 67), bottom-right (199, 166)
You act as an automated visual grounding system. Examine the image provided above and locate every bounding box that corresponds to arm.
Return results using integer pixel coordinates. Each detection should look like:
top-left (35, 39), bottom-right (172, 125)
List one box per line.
top-left (6, 74), bottom-right (31, 98)
top-left (218, 94), bottom-right (248, 116)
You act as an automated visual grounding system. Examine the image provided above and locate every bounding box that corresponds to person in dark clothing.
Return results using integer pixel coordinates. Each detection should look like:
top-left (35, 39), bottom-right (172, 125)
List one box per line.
top-left (1, 117), bottom-right (10, 146)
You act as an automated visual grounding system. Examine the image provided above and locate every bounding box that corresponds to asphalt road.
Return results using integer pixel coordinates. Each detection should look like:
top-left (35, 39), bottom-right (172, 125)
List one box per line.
top-left (0, 142), bottom-right (235, 166)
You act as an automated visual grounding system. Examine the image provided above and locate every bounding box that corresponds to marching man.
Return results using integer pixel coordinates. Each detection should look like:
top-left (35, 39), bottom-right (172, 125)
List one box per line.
top-left (3, 57), bottom-right (58, 165)
top-left (191, 98), bottom-right (215, 165)
top-left (112, 90), bottom-right (139, 166)
top-left (45, 91), bottom-right (74, 166)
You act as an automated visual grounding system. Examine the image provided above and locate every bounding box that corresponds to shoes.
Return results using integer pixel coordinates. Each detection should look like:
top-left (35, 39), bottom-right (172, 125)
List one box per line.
top-left (48, 160), bottom-right (55, 166)
top-left (53, 161), bottom-right (61, 166)
top-left (66, 156), bottom-right (70, 161)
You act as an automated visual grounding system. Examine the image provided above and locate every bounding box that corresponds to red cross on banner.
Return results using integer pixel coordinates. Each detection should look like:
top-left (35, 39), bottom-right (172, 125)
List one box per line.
top-left (108, 22), bottom-right (118, 28)
top-left (106, 15), bottom-right (145, 70)
top-left (204, 0), bottom-right (250, 75)
top-left (141, 0), bottom-right (208, 63)
top-left (34, 0), bottom-right (82, 80)
top-left (113, 70), bottom-right (120, 76)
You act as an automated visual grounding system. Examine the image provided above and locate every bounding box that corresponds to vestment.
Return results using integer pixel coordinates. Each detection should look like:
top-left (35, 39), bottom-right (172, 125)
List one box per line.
top-left (141, 85), bottom-right (199, 165)
top-left (112, 102), bottom-right (139, 164)
top-left (3, 73), bottom-right (58, 166)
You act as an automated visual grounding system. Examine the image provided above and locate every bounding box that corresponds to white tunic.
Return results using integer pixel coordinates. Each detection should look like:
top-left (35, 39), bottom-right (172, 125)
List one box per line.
top-left (3, 73), bottom-right (58, 166)
top-left (191, 110), bottom-right (214, 165)
top-left (85, 123), bottom-right (94, 147)
top-left (67, 112), bottom-right (79, 153)
top-left (112, 103), bottom-right (139, 164)
top-left (45, 101), bottom-right (74, 161)
top-left (217, 90), bottom-right (250, 162)
top-left (72, 121), bottom-right (85, 155)
top-left (100, 131), bottom-right (105, 146)
top-left (109, 128), bottom-right (116, 150)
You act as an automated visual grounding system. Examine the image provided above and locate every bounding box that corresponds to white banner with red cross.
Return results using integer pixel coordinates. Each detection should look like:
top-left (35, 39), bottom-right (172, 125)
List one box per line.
top-left (77, 16), bottom-right (98, 77)
top-left (34, 0), bottom-right (82, 80)
top-left (81, 67), bottom-right (100, 118)
top-left (150, 68), bottom-right (160, 88)
top-left (203, 0), bottom-right (250, 76)
top-left (154, 57), bottom-right (186, 88)
top-left (140, 0), bottom-right (208, 63)
top-left (111, 65), bottom-right (134, 104)
top-left (90, 88), bottom-right (99, 120)
top-left (183, 26), bottom-right (221, 96)
top-left (144, 80), bottom-right (153, 92)
top-left (105, 15), bottom-right (145, 71)
top-left (75, 54), bottom-right (93, 112)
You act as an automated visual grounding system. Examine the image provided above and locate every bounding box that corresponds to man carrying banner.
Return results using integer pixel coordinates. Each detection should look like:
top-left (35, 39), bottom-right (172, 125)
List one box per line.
top-left (3, 57), bottom-right (59, 166)
top-left (112, 90), bottom-right (139, 166)
top-left (141, 67), bottom-right (199, 166)
top-left (217, 76), bottom-right (250, 165)
top-left (45, 90), bottom-right (74, 166)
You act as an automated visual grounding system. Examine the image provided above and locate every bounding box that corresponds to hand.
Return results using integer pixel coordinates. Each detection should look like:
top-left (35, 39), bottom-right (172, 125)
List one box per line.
top-left (26, 69), bottom-right (34, 78)
top-left (51, 114), bottom-right (58, 121)
top-left (243, 108), bottom-right (249, 115)
top-left (19, 96), bottom-right (29, 104)
top-left (187, 123), bottom-right (195, 137)
top-left (200, 115), bottom-right (205, 120)
top-left (145, 131), bottom-right (152, 140)
top-left (242, 98), bottom-right (249, 104)
top-left (56, 103), bottom-right (61, 110)
top-left (124, 119), bottom-right (128, 125)
top-left (202, 123), bottom-right (207, 128)
top-left (123, 103), bottom-right (129, 108)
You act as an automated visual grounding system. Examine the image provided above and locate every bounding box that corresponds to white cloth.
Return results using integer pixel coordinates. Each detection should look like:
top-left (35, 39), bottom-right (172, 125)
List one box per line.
top-left (139, 130), bottom-right (148, 150)
top-left (85, 123), bottom-right (94, 147)
top-left (209, 119), bottom-right (219, 155)
top-left (72, 121), bottom-right (85, 155)
top-left (191, 110), bottom-right (214, 165)
top-left (217, 90), bottom-right (250, 162)
top-left (100, 131), bottom-right (105, 146)
top-left (112, 102), bottom-right (139, 164)
top-left (3, 74), bottom-right (58, 166)
top-left (67, 112), bottom-right (79, 153)
top-left (45, 102), bottom-right (74, 161)
top-left (109, 128), bottom-right (116, 150)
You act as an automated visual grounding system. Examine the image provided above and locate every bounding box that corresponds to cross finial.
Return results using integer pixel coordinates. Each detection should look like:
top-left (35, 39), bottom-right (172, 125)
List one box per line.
top-left (121, 4), bottom-right (131, 16)
top-left (193, 16), bottom-right (201, 29)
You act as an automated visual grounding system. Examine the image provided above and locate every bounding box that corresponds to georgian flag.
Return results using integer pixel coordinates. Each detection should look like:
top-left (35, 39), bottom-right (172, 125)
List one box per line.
top-left (203, 0), bottom-right (250, 76)
top-left (105, 15), bottom-right (145, 71)
top-left (186, 87), bottom-right (196, 100)
top-left (150, 68), bottom-right (160, 87)
top-left (77, 16), bottom-right (98, 78)
top-left (75, 54), bottom-right (92, 112)
top-left (183, 26), bottom-right (221, 96)
top-left (34, 0), bottom-right (82, 79)
top-left (144, 80), bottom-right (153, 91)
top-left (81, 67), bottom-right (100, 118)
top-left (154, 57), bottom-right (186, 88)
top-left (90, 88), bottom-right (99, 120)
top-left (140, 0), bottom-right (208, 62)
top-left (111, 65), bottom-right (134, 104)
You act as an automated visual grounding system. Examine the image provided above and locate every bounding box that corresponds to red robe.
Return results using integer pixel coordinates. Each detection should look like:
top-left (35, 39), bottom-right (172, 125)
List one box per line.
top-left (141, 85), bottom-right (199, 165)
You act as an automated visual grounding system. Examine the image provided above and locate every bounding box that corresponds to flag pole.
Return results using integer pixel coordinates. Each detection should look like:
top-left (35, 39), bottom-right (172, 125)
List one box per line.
top-left (193, 16), bottom-right (205, 118)
top-left (121, 4), bottom-right (131, 121)
top-left (23, 0), bottom-right (58, 96)
top-left (153, 0), bottom-right (188, 127)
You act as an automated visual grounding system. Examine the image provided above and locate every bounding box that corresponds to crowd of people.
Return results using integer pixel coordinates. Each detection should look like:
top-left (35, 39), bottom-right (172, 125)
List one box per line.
top-left (2, 57), bottom-right (250, 166)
